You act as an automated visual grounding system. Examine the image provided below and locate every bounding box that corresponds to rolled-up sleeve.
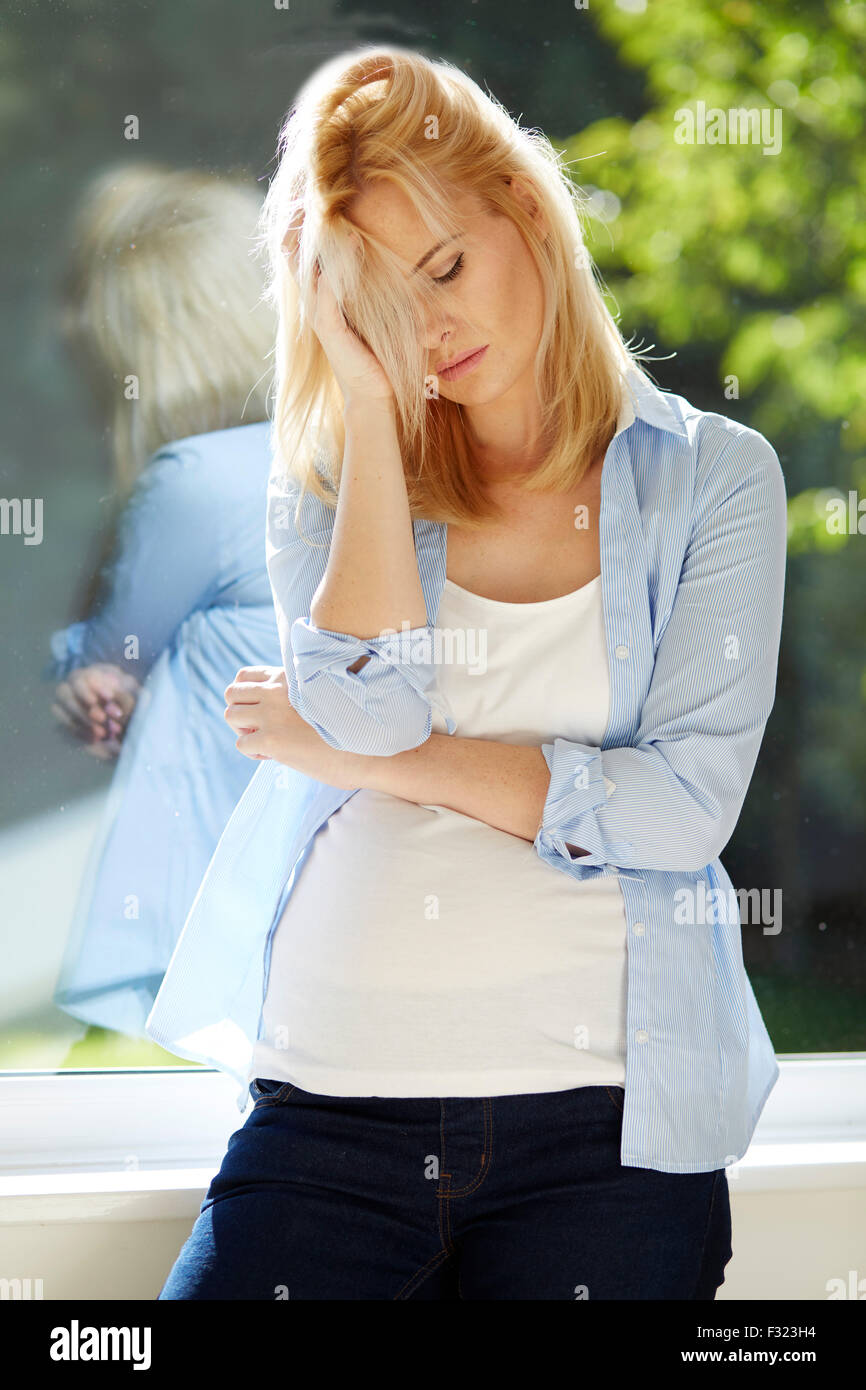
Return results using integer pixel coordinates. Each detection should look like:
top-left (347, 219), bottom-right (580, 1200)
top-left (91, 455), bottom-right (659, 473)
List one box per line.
top-left (44, 618), bottom-right (90, 682)
top-left (534, 428), bottom-right (787, 876)
top-left (267, 470), bottom-right (456, 756)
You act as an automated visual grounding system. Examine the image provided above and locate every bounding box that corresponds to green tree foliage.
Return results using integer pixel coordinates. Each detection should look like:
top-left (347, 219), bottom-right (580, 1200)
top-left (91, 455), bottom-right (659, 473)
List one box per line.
top-left (562, 1), bottom-right (866, 1000)
top-left (563, 0), bottom-right (866, 516)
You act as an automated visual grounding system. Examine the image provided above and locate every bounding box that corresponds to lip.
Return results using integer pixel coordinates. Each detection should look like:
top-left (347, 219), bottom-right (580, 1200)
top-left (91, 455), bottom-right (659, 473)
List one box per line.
top-left (437, 345), bottom-right (488, 381)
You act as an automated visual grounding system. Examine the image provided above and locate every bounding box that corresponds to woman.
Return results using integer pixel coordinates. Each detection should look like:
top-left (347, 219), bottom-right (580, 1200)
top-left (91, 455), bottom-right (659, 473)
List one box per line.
top-left (153, 48), bottom-right (787, 1299)
top-left (44, 162), bottom-right (283, 1038)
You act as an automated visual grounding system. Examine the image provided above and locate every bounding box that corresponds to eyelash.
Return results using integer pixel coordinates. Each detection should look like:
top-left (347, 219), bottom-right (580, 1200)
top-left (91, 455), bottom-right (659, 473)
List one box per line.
top-left (432, 252), bottom-right (464, 285)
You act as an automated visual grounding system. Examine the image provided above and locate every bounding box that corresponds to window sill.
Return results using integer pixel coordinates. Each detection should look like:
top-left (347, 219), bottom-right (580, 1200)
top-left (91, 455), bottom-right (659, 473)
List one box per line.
top-left (0, 1055), bottom-right (863, 1224)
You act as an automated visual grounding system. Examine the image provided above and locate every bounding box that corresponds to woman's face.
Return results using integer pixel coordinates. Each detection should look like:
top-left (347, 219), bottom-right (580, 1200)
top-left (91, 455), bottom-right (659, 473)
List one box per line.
top-left (347, 180), bottom-right (547, 408)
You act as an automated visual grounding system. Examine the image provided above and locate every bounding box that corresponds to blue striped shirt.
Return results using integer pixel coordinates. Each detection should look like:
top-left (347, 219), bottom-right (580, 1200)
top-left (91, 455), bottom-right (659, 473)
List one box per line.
top-left (146, 363), bottom-right (787, 1174)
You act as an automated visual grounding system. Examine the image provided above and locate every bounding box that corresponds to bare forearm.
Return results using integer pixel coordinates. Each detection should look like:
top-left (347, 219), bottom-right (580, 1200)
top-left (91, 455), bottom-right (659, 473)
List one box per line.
top-left (309, 398), bottom-right (427, 641)
top-left (364, 733), bottom-right (552, 842)
top-left (267, 705), bottom-right (589, 856)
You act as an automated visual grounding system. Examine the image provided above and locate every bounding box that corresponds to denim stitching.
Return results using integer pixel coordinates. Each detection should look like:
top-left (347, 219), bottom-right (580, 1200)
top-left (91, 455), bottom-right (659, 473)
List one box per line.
top-left (441, 1098), bottom-right (494, 1198)
top-left (251, 1081), bottom-right (298, 1109)
top-left (438, 1173), bottom-right (455, 1253)
top-left (690, 1169), bottom-right (727, 1300)
top-left (392, 1244), bottom-right (456, 1300)
top-left (605, 1085), bottom-right (625, 1113)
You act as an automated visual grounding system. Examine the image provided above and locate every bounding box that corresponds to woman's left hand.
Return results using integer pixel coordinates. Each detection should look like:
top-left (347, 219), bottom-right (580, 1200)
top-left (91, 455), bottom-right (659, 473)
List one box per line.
top-left (224, 666), bottom-right (372, 790)
top-left (52, 663), bottom-right (141, 759)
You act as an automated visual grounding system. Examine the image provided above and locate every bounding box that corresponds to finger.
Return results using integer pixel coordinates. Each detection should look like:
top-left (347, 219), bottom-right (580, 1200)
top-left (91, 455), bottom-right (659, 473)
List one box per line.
top-left (314, 271), bottom-right (342, 320)
top-left (102, 691), bottom-right (135, 720)
top-left (89, 673), bottom-right (122, 702)
top-left (113, 689), bottom-right (139, 718)
top-left (224, 681), bottom-right (275, 707)
top-left (86, 731), bottom-right (123, 758)
top-left (53, 685), bottom-right (98, 733)
top-left (84, 740), bottom-right (116, 761)
top-left (235, 665), bottom-right (279, 682)
top-left (235, 729), bottom-right (271, 761)
top-left (50, 702), bottom-right (78, 732)
top-left (68, 669), bottom-right (106, 707)
top-left (225, 668), bottom-right (276, 700)
top-left (224, 703), bottom-right (260, 734)
top-left (54, 678), bottom-right (87, 713)
top-left (67, 691), bottom-right (108, 732)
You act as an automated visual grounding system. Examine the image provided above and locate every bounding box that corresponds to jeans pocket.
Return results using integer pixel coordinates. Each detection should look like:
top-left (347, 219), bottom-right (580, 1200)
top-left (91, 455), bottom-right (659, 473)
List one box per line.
top-left (250, 1076), bottom-right (298, 1107)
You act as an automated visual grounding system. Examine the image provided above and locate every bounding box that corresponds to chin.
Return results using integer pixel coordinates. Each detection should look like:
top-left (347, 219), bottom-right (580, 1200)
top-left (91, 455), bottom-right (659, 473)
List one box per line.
top-left (440, 374), bottom-right (505, 407)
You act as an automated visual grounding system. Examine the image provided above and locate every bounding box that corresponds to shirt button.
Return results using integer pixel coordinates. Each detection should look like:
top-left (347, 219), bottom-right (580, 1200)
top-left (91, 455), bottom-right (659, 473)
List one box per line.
top-left (635, 1029), bottom-right (649, 1044)
top-left (632, 921), bottom-right (646, 935)
top-left (615, 645), bottom-right (629, 659)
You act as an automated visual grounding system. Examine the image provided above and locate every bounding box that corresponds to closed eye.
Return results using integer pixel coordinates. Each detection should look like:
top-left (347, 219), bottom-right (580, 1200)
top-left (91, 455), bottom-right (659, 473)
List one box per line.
top-left (432, 252), bottom-right (464, 285)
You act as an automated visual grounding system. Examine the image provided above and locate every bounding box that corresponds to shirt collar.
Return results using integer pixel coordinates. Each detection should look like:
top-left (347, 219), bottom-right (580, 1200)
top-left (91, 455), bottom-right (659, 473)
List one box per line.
top-left (615, 362), bottom-right (690, 439)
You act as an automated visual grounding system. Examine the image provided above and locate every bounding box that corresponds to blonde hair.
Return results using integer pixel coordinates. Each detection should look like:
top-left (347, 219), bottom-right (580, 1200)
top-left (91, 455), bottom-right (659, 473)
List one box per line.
top-left (259, 45), bottom-right (657, 531)
top-left (61, 161), bottom-right (276, 494)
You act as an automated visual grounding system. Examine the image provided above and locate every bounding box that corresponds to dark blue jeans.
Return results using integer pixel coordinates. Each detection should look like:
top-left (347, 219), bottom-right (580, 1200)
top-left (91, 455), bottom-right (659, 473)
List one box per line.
top-left (159, 1079), bottom-right (731, 1300)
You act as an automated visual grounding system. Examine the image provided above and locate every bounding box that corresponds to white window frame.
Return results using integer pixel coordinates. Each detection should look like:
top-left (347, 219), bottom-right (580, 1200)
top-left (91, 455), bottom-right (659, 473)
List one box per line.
top-left (0, 1054), bottom-right (863, 1226)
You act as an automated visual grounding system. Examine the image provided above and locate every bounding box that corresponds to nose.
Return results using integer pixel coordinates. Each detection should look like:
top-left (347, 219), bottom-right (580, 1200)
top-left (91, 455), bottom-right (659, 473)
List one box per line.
top-left (418, 298), bottom-right (457, 358)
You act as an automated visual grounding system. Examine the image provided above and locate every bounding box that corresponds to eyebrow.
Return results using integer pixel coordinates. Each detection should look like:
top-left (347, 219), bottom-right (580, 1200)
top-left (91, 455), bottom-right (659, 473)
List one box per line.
top-left (412, 236), bottom-right (458, 275)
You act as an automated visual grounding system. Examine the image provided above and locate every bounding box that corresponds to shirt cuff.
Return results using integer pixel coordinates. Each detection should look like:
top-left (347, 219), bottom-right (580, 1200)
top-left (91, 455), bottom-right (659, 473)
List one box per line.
top-left (534, 736), bottom-right (633, 870)
top-left (290, 617), bottom-right (458, 735)
top-left (42, 621), bottom-right (88, 681)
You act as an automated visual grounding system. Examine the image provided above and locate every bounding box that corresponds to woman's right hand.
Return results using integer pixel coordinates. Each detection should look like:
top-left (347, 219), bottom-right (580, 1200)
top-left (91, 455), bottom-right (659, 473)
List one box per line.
top-left (287, 228), bottom-right (395, 406)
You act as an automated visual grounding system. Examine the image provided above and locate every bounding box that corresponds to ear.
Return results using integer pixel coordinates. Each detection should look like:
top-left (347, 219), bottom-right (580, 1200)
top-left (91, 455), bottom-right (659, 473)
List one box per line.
top-left (505, 175), bottom-right (549, 240)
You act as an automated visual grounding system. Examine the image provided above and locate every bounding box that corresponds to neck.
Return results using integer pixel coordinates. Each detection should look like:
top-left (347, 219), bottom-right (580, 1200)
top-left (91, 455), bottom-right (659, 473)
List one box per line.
top-left (459, 355), bottom-right (550, 482)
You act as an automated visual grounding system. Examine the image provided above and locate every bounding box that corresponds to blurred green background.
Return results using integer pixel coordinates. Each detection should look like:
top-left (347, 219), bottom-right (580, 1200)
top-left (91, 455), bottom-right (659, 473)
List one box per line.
top-left (1, 0), bottom-right (863, 1070)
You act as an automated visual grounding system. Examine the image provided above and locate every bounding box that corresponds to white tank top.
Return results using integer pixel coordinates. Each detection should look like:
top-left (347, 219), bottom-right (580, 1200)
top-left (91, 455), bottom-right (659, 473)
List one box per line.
top-left (250, 571), bottom-right (628, 1096)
